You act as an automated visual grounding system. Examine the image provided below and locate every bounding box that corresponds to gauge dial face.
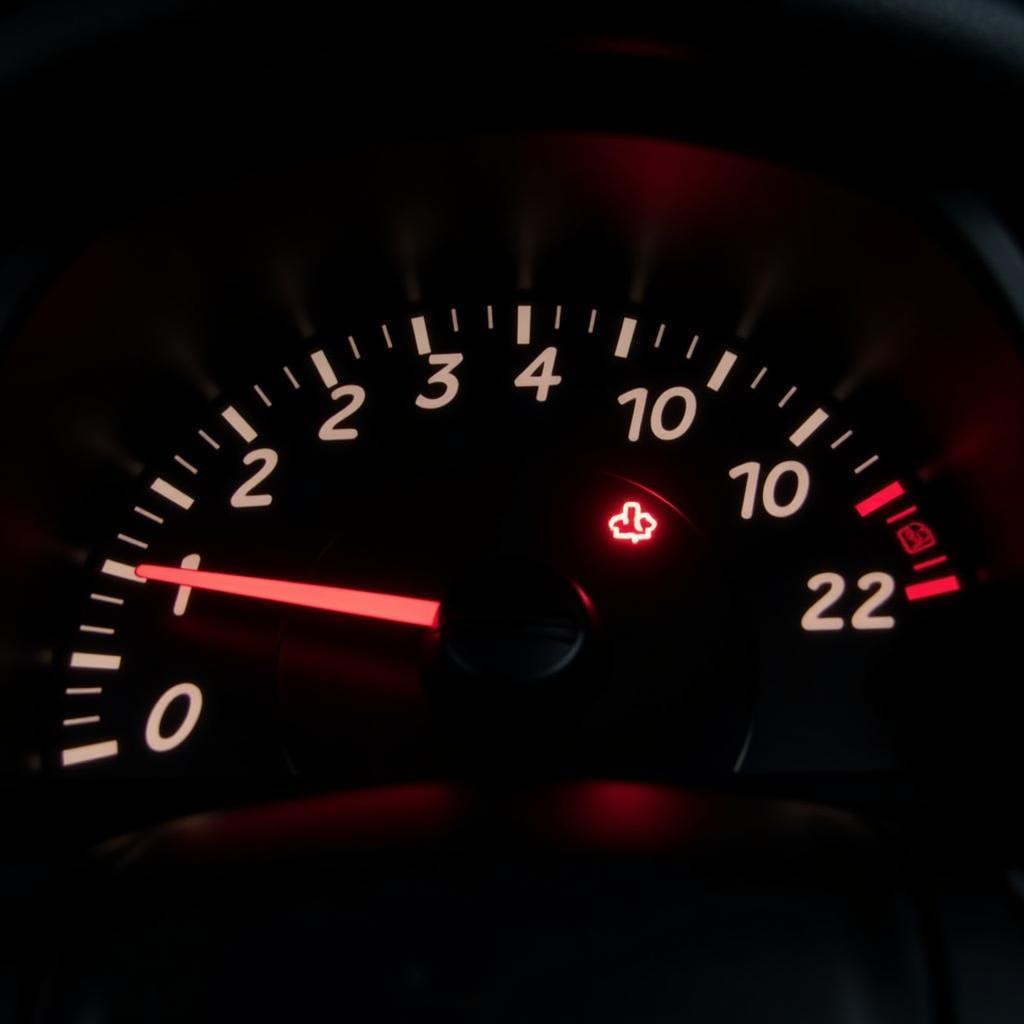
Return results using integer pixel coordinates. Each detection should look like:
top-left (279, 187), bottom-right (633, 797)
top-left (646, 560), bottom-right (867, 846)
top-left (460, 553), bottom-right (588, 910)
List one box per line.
top-left (54, 299), bottom-right (967, 780)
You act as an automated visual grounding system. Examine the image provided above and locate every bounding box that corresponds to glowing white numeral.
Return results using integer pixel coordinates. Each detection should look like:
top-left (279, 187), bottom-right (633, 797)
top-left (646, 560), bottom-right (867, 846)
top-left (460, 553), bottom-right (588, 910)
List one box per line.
top-left (145, 682), bottom-right (203, 753)
top-left (618, 386), bottom-right (698, 442)
top-left (173, 553), bottom-right (201, 616)
top-left (729, 460), bottom-right (810, 519)
top-left (851, 572), bottom-right (896, 630)
top-left (230, 448), bottom-right (278, 508)
top-left (801, 573), bottom-right (846, 631)
top-left (318, 384), bottom-right (366, 441)
top-left (514, 347), bottom-right (562, 402)
top-left (801, 572), bottom-right (896, 632)
top-left (415, 353), bottom-right (464, 410)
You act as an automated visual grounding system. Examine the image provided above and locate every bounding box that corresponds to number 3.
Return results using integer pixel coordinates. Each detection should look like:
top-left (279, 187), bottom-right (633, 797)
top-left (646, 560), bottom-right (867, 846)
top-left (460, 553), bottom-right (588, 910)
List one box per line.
top-left (416, 353), bottom-right (464, 410)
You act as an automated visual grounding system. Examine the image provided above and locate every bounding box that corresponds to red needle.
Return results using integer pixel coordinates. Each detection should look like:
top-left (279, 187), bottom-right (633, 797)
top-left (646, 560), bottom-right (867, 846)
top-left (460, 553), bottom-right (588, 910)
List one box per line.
top-left (135, 563), bottom-right (441, 628)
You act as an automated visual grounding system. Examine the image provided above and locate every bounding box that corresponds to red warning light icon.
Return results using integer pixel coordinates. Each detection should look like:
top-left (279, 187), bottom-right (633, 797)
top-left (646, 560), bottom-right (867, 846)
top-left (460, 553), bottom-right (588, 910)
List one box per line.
top-left (896, 521), bottom-right (937, 556)
top-left (609, 501), bottom-right (658, 544)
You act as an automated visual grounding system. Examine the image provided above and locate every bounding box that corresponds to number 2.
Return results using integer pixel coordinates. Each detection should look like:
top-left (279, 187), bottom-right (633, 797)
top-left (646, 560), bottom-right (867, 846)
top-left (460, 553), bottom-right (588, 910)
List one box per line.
top-left (319, 384), bottom-right (366, 441)
top-left (801, 571), bottom-right (896, 632)
top-left (230, 448), bottom-right (278, 508)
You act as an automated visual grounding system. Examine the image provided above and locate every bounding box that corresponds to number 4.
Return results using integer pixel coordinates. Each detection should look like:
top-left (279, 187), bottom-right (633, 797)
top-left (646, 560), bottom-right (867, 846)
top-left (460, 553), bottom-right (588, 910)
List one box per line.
top-left (514, 347), bottom-right (562, 402)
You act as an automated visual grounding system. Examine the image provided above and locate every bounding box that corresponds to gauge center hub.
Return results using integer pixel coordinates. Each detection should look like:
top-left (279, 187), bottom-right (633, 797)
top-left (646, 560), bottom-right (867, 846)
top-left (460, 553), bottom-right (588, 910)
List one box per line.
top-left (438, 562), bottom-right (593, 687)
top-left (422, 561), bottom-right (601, 743)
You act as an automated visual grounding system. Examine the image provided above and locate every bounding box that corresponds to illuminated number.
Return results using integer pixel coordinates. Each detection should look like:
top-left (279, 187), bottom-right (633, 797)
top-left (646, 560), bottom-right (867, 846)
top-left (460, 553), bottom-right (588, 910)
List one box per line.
top-left (762, 461), bottom-right (810, 518)
top-left (318, 384), bottom-right (366, 441)
top-left (416, 353), bottom-right (464, 410)
top-left (172, 553), bottom-right (201, 616)
top-left (618, 388), bottom-right (648, 441)
top-left (514, 347), bottom-right (562, 402)
top-left (851, 572), bottom-right (896, 630)
top-left (801, 572), bottom-right (896, 632)
top-left (230, 448), bottom-right (278, 508)
top-left (145, 682), bottom-right (203, 753)
top-left (729, 460), bottom-right (810, 519)
top-left (801, 572), bottom-right (845, 631)
top-left (618, 386), bottom-right (698, 442)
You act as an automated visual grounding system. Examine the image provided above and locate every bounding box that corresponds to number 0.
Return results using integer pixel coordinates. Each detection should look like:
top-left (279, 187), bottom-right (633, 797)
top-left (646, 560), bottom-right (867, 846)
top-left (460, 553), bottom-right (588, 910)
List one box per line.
top-left (145, 682), bottom-right (203, 753)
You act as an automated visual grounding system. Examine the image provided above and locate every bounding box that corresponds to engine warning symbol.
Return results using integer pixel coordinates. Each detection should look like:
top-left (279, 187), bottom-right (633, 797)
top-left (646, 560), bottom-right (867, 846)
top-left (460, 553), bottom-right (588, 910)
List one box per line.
top-left (609, 501), bottom-right (658, 544)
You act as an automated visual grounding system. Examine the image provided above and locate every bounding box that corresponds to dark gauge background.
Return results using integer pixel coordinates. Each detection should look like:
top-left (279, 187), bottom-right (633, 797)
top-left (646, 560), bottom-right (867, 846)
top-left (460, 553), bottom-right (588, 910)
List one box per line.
top-left (0, 135), bottom-right (1022, 826)
top-left (0, 16), bottom-right (1021, 1024)
top-left (46, 295), bottom-right (963, 788)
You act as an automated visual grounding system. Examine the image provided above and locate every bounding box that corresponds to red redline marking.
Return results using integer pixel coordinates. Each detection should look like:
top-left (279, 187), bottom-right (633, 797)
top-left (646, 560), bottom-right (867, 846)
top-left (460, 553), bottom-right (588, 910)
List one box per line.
top-left (905, 575), bottom-right (961, 601)
top-left (886, 505), bottom-right (919, 525)
top-left (855, 480), bottom-right (906, 518)
top-left (913, 555), bottom-right (948, 572)
top-left (135, 564), bottom-right (440, 627)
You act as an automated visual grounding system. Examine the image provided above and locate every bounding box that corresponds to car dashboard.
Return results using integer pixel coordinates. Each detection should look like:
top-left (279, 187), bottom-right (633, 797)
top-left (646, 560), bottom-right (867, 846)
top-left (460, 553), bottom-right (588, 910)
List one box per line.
top-left (1, 6), bottom-right (1023, 1022)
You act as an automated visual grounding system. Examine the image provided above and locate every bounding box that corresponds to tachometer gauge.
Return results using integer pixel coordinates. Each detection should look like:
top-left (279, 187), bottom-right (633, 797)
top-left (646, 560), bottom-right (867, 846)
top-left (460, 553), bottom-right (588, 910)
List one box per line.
top-left (53, 298), bottom-right (968, 781)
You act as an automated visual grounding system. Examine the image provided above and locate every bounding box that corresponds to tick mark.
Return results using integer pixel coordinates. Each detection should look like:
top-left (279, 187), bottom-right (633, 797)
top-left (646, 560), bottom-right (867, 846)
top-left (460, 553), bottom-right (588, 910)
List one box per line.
top-left (411, 315), bottom-right (431, 355)
top-left (116, 533), bottom-right (148, 551)
top-left (855, 481), bottom-right (905, 517)
top-left (310, 349), bottom-right (338, 389)
top-left (150, 478), bottom-right (195, 511)
top-left (789, 408), bottom-right (830, 447)
top-left (706, 350), bottom-right (738, 392)
top-left (61, 740), bottom-right (119, 766)
top-left (221, 406), bottom-right (258, 444)
top-left (134, 506), bottom-right (164, 525)
top-left (614, 317), bottom-right (638, 359)
top-left (102, 559), bottom-right (145, 583)
top-left (516, 305), bottom-right (532, 346)
top-left (905, 576), bottom-right (961, 601)
top-left (70, 652), bottom-right (122, 671)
